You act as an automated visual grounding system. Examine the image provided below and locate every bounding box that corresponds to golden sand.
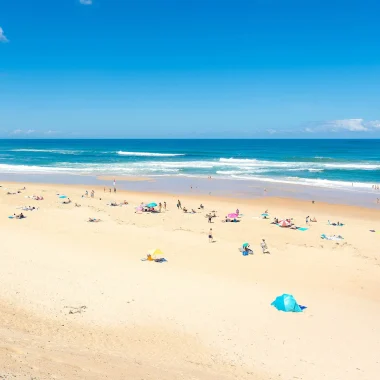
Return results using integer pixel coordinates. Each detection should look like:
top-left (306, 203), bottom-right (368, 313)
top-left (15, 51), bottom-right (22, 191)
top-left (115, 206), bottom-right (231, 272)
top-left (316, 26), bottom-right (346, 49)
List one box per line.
top-left (0, 181), bottom-right (379, 379)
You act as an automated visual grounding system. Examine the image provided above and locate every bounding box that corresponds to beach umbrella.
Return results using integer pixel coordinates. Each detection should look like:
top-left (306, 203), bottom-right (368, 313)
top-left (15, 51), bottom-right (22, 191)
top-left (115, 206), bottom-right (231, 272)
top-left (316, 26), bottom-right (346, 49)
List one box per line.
top-left (271, 294), bottom-right (302, 312)
top-left (278, 220), bottom-right (291, 227)
top-left (261, 213), bottom-right (269, 217)
top-left (228, 213), bottom-right (239, 219)
top-left (146, 202), bottom-right (157, 208)
top-left (242, 242), bottom-right (250, 248)
top-left (148, 248), bottom-right (164, 257)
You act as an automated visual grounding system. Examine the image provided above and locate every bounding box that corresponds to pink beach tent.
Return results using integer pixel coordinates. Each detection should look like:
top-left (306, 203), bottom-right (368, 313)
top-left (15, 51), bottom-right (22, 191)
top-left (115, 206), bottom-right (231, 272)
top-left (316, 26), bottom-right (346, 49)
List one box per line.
top-left (228, 213), bottom-right (239, 219)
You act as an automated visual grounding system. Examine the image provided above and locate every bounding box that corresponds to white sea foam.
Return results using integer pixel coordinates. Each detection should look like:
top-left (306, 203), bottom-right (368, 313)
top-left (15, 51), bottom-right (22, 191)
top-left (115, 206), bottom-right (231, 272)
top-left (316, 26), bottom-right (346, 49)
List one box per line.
top-left (220, 158), bottom-right (380, 170)
top-left (117, 151), bottom-right (185, 157)
top-left (11, 149), bottom-right (84, 155)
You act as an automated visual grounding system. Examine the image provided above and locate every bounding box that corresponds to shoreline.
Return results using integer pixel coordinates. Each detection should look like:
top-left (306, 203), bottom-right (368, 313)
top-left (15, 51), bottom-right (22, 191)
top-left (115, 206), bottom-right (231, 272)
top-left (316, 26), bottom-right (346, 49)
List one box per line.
top-left (1, 173), bottom-right (380, 210)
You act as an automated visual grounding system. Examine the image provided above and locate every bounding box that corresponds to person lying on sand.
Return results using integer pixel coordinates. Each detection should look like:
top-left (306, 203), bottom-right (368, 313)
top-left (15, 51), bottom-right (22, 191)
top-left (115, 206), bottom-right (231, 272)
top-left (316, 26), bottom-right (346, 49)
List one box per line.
top-left (191, 209), bottom-right (196, 213)
top-left (14, 213), bottom-right (26, 219)
top-left (88, 218), bottom-right (101, 223)
top-left (75, 203), bottom-right (81, 207)
top-left (183, 207), bottom-right (188, 213)
top-left (22, 206), bottom-right (37, 211)
top-left (271, 217), bottom-right (279, 224)
top-left (62, 198), bottom-right (71, 204)
top-left (311, 217), bottom-right (317, 222)
top-left (328, 220), bottom-right (343, 226)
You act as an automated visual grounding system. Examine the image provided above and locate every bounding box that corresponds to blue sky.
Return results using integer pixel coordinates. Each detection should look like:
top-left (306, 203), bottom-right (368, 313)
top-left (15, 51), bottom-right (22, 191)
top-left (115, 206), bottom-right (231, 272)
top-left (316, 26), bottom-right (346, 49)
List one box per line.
top-left (0, 0), bottom-right (380, 138)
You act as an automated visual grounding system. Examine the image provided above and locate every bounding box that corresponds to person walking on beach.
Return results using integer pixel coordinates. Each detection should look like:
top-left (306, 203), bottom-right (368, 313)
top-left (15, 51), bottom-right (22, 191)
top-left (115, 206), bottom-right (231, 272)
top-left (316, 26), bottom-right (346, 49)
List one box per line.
top-left (164, 201), bottom-right (167, 211)
top-left (306, 215), bottom-right (310, 225)
top-left (261, 239), bottom-right (269, 254)
top-left (208, 228), bottom-right (213, 243)
top-left (177, 199), bottom-right (182, 209)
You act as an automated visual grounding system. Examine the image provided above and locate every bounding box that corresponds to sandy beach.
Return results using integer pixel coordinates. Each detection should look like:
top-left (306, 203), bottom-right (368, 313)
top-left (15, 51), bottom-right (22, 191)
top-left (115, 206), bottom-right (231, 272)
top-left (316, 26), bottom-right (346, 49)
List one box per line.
top-left (1, 180), bottom-right (379, 380)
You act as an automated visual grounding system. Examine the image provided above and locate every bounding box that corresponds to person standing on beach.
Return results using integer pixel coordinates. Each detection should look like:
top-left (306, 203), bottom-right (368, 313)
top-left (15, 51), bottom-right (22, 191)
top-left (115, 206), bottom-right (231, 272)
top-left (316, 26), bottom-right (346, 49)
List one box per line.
top-left (164, 201), bottom-right (167, 211)
top-left (178, 199), bottom-right (182, 209)
top-left (208, 215), bottom-right (212, 223)
top-left (208, 228), bottom-right (213, 243)
top-left (159, 202), bottom-right (162, 212)
top-left (306, 215), bottom-right (310, 225)
top-left (85, 190), bottom-right (88, 197)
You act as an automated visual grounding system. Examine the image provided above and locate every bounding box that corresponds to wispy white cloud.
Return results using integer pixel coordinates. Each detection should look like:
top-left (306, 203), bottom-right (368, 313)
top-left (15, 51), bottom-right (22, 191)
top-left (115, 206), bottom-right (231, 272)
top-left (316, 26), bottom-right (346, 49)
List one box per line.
top-left (304, 119), bottom-right (380, 133)
top-left (0, 27), bottom-right (8, 43)
top-left (328, 119), bottom-right (368, 132)
top-left (266, 129), bottom-right (277, 135)
top-left (45, 130), bottom-right (59, 135)
top-left (80, 0), bottom-right (93, 5)
top-left (11, 129), bottom-right (23, 135)
top-left (367, 120), bottom-right (380, 129)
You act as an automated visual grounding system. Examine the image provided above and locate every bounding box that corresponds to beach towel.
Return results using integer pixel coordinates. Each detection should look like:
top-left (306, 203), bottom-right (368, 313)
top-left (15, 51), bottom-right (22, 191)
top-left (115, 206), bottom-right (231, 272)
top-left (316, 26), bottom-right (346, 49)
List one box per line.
top-left (298, 227), bottom-right (309, 231)
top-left (8, 216), bottom-right (14, 219)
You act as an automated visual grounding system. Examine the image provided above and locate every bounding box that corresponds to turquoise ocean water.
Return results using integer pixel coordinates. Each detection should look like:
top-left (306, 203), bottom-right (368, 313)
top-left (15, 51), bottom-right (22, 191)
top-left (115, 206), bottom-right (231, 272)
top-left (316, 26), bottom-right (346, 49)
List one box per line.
top-left (0, 139), bottom-right (379, 191)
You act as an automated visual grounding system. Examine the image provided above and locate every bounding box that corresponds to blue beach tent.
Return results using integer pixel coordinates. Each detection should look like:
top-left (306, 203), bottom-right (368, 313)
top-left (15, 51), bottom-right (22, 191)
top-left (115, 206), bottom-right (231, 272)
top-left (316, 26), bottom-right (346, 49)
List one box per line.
top-left (271, 294), bottom-right (302, 312)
